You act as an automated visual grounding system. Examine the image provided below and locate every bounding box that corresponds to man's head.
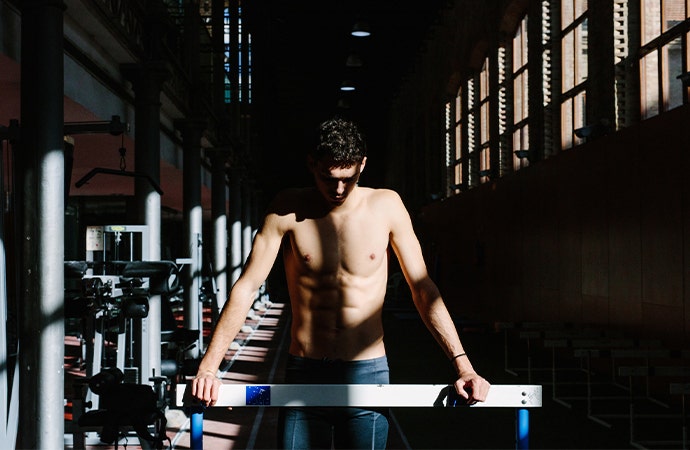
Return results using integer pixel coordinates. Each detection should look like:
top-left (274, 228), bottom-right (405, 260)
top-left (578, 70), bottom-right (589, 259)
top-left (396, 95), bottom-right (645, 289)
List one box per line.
top-left (308, 117), bottom-right (367, 206)
top-left (310, 117), bottom-right (367, 167)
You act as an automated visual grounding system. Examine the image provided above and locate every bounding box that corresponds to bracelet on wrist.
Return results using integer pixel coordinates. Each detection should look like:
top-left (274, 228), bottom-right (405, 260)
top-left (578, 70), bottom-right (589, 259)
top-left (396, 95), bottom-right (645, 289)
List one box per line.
top-left (451, 352), bottom-right (467, 361)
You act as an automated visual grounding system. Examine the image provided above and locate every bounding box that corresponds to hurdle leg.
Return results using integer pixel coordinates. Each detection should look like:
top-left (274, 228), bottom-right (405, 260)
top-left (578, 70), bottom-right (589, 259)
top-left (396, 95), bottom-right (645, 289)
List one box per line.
top-left (516, 408), bottom-right (529, 449)
top-left (190, 406), bottom-right (204, 450)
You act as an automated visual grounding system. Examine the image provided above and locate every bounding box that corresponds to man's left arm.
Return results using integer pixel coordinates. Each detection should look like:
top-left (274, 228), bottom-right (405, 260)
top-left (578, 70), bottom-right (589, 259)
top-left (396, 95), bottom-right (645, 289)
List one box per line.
top-left (386, 190), bottom-right (490, 403)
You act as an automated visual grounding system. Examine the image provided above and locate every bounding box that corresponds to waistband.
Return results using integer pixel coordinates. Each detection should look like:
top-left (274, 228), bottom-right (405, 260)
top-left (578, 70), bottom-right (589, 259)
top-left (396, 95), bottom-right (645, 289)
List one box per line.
top-left (286, 354), bottom-right (388, 367)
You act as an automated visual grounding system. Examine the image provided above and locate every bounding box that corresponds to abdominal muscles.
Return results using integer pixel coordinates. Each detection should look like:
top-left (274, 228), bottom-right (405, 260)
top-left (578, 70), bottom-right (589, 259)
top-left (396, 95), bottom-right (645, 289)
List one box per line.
top-left (285, 251), bottom-right (389, 360)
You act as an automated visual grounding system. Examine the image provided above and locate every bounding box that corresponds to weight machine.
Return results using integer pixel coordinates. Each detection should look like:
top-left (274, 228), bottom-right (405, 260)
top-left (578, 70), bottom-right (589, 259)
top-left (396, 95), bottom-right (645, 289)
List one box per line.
top-left (66, 225), bottom-right (181, 448)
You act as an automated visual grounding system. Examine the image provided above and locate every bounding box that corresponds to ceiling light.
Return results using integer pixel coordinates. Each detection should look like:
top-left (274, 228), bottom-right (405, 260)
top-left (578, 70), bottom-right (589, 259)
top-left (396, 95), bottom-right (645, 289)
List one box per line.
top-left (340, 80), bottom-right (356, 91)
top-left (351, 21), bottom-right (370, 37)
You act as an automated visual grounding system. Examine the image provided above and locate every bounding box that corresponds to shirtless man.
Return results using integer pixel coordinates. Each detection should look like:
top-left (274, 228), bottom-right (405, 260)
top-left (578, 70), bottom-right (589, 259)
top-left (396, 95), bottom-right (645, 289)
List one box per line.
top-left (192, 117), bottom-right (490, 449)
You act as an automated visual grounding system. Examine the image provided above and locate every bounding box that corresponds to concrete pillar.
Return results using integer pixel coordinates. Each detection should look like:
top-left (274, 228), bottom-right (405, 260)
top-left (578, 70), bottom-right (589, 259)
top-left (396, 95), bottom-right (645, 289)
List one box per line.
top-left (18, 1), bottom-right (65, 448)
top-left (242, 181), bottom-right (253, 265)
top-left (123, 60), bottom-right (170, 382)
top-left (229, 168), bottom-right (243, 286)
top-left (176, 118), bottom-right (206, 358)
top-left (211, 154), bottom-right (228, 309)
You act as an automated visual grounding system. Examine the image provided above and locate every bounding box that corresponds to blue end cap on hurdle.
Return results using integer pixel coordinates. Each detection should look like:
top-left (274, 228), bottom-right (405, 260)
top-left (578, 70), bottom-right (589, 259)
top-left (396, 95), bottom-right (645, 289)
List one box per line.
top-left (246, 385), bottom-right (271, 405)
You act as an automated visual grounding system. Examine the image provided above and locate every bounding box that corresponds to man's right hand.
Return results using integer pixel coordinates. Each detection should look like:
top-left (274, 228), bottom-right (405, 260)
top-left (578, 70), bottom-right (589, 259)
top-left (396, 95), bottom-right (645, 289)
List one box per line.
top-left (191, 371), bottom-right (221, 406)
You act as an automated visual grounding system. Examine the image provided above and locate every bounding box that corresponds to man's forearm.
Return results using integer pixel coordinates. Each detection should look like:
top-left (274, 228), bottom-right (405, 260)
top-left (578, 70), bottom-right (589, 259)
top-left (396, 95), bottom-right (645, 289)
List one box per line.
top-left (196, 286), bottom-right (257, 375)
top-left (413, 286), bottom-right (477, 376)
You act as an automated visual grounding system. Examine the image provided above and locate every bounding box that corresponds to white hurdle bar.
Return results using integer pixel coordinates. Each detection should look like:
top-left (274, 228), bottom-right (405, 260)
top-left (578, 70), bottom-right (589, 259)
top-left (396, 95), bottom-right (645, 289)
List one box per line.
top-left (176, 384), bottom-right (542, 449)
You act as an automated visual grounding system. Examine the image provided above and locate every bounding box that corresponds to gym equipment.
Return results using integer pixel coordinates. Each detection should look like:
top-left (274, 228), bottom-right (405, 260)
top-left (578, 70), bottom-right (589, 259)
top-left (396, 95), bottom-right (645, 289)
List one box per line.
top-left (66, 224), bottom-right (186, 447)
top-left (176, 383), bottom-right (542, 449)
top-left (76, 368), bottom-right (168, 449)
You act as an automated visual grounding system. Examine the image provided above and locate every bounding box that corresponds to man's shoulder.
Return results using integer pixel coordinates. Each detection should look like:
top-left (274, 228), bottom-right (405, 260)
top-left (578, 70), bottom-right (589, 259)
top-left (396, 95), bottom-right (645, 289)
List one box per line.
top-left (362, 187), bottom-right (403, 205)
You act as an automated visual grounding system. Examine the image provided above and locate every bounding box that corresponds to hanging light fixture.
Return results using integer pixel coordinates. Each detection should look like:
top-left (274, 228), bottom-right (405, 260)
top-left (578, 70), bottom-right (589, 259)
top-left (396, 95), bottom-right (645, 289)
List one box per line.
top-left (340, 80), bottom-right (356, 91)
top-left (351, 21), bottom-right (370, 37)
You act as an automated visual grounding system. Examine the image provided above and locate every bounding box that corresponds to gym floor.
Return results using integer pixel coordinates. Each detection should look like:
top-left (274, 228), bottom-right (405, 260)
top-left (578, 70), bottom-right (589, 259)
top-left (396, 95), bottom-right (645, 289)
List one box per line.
top-left (65, 296), bottom-right (684, 449)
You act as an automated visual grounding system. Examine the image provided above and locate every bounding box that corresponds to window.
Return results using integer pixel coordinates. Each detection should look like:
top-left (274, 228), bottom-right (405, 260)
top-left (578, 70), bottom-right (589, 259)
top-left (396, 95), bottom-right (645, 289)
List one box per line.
top-left (639, 0), bottom-right (689, 119)
top-left (224, 2), bottom-right (252, 104)
top-left (560, 0), bottom-right (588, 150)
top-left (512, 15), bottom-right (530, 170)
top-left (454, 93), bottom-right (463, 190)
top-left (479, 57), bottom-right (491, 183)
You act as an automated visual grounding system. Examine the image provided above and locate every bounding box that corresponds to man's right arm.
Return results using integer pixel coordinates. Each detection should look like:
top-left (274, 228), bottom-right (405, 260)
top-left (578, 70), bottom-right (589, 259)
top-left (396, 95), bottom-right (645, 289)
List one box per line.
top-left (191, 208), bottom-right (286, 405)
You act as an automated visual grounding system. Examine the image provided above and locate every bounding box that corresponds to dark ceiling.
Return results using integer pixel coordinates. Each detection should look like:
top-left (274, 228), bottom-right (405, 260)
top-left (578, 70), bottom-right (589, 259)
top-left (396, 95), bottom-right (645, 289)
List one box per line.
top-left (244, 1), bottom-right (450, 198)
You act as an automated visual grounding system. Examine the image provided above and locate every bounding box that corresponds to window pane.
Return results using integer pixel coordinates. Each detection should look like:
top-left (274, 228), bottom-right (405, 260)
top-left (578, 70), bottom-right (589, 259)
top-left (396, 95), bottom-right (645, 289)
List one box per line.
top-left (575, 19), bottom-right (589, 84)
top-left (563, 30), bottom-right (575, 92)
top-left (480, 58), bottom-right (490, 101)
top-left (561, 98), bottom-right (573, 149)
top-left (480, 147), bottom-right (490, 182)
top-left (663, 0), bottom-right (686, 32)
top-left (513, 124), bottom-right (529, 170)
top-left (512, 129), bottom-right (521, 152)
top-left (455, 125), bottom-right (462, 160)
top-left (573, 91), bottom-right (586, 144)
top-left (562, 0), bottom-right (573, 28)
top-left (642, 0), bottom-right (662, 45)
top-left (480, 102), bottom-right (489, 144)
top-left (512, 124), bottom-right (529, 151)
top-left (513, 30), bottom-right (522, 67)
top-left (513, 17), bottom-right (528, 68)
top-left (562, 0), bottom-right (588, 28)
top-left (513, 16), bottom-right (529, 128)
top-left (641, 50), bottom-right (660, 118)
top-left (575, 0), bottom-right (588, 19)
top-left (662, 36), bottom-right (684, 110)
top-left (514, 74), bottom-right (524, 123)
top-left (455, 90), bottom-right (462, 123)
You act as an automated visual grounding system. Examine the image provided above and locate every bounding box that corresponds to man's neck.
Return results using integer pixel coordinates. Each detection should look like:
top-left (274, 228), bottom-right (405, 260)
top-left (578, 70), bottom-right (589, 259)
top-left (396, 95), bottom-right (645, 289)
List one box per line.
top-left (320, 186), bottom-right (361, 215)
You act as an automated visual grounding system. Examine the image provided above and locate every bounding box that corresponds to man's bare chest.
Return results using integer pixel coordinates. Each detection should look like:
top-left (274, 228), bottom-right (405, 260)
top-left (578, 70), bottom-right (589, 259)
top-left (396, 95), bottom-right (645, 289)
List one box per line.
top-left (287, 215), bottom-right (390, 275)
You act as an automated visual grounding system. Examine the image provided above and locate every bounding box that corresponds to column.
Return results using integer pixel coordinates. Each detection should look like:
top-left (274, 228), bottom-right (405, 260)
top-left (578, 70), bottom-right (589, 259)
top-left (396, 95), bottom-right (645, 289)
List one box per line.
top-left (123, 60), bottom-right (170, 382)
top-left (229, 167), bottom-right (243, 286)
top-left (18, 1), bottom-right (65, 448)
top-left (176, 118), bottom-right (207, 358)
top-left (211, 153), bottom-right (229, 309)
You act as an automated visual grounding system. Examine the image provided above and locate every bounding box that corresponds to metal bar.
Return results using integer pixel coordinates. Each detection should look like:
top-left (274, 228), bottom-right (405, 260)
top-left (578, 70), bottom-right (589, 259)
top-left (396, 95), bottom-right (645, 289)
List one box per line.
top-left (177, 383), bottom-right (542, 408)
top-left (178, 384), bottom-right (541, 450)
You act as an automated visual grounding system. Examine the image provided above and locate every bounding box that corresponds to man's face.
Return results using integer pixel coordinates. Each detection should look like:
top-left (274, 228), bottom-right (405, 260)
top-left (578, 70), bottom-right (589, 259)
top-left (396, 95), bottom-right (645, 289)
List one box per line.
top-left (310, 157), bottom-right (366, 206)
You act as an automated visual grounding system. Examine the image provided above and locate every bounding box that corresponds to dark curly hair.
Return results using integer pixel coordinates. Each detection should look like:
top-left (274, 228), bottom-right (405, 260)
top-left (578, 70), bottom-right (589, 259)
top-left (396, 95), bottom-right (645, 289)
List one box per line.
top-left (310, 117), bottom-right (367, 167)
